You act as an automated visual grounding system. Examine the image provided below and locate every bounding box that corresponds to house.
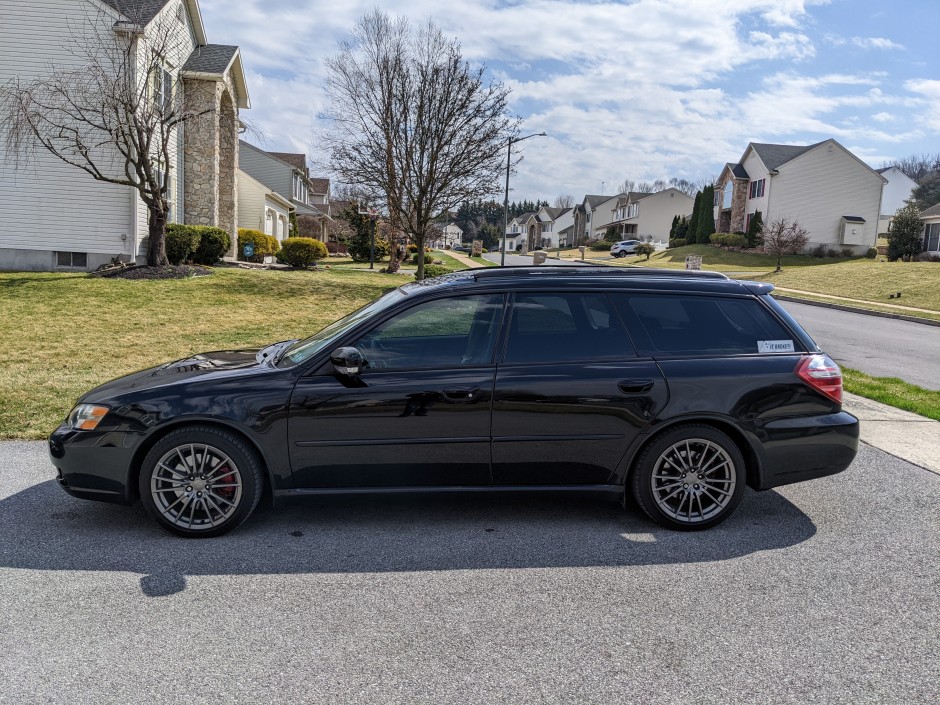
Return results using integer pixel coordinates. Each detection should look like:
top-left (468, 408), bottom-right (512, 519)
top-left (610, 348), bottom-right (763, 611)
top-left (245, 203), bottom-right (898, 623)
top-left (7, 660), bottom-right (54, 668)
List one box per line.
top-left (0, 0), bottom-right (250, 271)
top-left (714, 139), bottom-right (886, 253)
top-left (922, 202), bottom-right (940, 255)
top-left (604, 189), bottom-right (694, 242)
top-left (442, 223), bottom-right (463, 248)
top-left (235, 171), bottom-right (293, 242)
top-left (876, 166), bottom-right (918, 233)
top-left (238, 142), bottom-right (330, 241)
top-left (552, 208), bottom-right (576, 247)
top-left (502, 212), bottom-right (537, 251)
top-left (573, 195), bottom-right (612, 243)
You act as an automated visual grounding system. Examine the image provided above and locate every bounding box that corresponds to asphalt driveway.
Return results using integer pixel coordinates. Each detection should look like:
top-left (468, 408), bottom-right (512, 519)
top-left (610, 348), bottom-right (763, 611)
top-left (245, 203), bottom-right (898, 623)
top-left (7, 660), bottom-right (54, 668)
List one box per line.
top-left (1, 441), bottom-right (937, 704)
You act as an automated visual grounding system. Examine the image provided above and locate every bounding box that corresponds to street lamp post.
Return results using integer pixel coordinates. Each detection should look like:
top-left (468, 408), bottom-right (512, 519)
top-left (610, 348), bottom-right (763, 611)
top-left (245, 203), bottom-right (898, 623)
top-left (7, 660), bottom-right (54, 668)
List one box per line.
top-left (501, 132), bottom-right (547, 267)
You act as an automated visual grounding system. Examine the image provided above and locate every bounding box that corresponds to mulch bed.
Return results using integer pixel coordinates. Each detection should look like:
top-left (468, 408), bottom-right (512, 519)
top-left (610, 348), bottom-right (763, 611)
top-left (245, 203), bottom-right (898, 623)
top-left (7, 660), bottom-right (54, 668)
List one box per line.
top-left (94, 265), bottom-right (213, 280)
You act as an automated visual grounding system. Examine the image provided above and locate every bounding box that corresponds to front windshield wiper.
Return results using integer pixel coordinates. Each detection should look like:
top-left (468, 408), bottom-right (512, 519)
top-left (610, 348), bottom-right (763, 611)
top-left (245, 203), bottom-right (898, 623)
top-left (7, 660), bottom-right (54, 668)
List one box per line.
top-left (270, 339), bottom-right (300, 366)
top-left (255, 340), bottom-right (298, 366)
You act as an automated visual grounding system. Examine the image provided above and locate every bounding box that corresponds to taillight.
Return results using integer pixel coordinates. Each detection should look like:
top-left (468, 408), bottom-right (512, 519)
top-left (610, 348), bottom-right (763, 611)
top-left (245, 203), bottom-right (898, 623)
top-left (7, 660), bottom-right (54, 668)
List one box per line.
top-left (795, 354), bottom-right (842, 404)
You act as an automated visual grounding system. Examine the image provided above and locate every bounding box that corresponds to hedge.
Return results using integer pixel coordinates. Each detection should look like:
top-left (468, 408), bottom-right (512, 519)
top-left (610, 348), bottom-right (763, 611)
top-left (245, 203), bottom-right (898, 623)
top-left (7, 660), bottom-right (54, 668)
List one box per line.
top-left (191, 226), bottom-right (230, 265)
top-left (419, 264), bottom-right (451, 279)
top-left (278, 237), bottom-right (328, 268)
top-left (668, 238), bottom-right (687, 248)
top-left (709, 233), bottom-right (748, 248)
top-left (165, 224), bottom-right (202, 265)
top-left (237, 228), bottom-right (279, 263)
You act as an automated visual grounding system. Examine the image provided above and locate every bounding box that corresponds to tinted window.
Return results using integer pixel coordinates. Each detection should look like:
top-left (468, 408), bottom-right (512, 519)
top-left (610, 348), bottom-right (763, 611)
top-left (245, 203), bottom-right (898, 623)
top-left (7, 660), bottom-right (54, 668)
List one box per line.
top-left (504, 293), bottom-right (634, 363)
top-left (354, 294), bottom-right (504, 370)
top-left (612, 294), bottom-right (797, 356)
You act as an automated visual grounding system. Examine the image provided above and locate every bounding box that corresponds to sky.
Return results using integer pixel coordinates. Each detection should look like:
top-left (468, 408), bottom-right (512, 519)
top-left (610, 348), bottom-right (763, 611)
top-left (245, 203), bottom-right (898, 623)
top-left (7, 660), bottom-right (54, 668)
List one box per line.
top-left (200, 0), bottom-right (940, 202)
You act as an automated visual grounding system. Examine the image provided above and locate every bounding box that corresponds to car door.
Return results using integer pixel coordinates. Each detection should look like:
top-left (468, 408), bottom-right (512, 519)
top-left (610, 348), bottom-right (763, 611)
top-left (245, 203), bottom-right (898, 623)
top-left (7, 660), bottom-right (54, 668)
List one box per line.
top-left (490, 291), bottom-right (668, 486)
top-left (288, 293), bottom-right (505, 488)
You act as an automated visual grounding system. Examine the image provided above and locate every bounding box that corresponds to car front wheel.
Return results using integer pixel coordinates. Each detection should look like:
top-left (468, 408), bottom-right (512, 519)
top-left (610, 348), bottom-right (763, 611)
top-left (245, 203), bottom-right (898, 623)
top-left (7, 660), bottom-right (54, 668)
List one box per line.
top-left (139, 425), bottom-right (264, 537)
top-left (630, 425), bottom-right (746, 530)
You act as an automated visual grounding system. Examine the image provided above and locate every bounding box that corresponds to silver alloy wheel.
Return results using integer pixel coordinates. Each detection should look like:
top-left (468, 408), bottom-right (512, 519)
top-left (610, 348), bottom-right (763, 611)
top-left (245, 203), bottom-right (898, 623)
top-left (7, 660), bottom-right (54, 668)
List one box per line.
top-left (649, 438), bottom-right (737, 524)
top-left (150, 443), bottom-right (243, 531)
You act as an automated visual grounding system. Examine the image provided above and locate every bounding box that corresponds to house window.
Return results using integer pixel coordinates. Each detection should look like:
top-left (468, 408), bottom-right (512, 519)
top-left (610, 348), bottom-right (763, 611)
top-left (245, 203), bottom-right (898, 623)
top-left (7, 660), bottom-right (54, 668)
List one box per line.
top-left (152, 66), bottom-right (173, 112)
top-left (627, 203), bottom-right (638, 218)
top-left (926, 223), bottom-right (940, 252)
top-left (722, 182), bottom-right (733, 209)
top-left (265, 210), bottom-right (274, 235)
top-left (293, 174), bottom-right (307, 203)
top-left (56, 252), bottom-right (87, 268)
top-left (176, 3), bottom-right (185, 23)
top-left (749, 179), bottom-right (765, 199)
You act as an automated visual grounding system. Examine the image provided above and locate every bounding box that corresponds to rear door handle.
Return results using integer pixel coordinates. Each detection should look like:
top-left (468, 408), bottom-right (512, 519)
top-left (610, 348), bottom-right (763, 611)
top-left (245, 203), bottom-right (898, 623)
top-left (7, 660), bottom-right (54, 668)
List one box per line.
top-left (442, 386), bottom-right (480, 402)
top-left (618, 379), bottom-right (654, 394)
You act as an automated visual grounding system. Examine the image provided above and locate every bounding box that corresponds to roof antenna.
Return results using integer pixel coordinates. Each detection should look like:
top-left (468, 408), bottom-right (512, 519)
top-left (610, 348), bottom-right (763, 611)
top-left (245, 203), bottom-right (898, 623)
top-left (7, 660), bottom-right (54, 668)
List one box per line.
top-left (601, 181), bottom-right (605, 195)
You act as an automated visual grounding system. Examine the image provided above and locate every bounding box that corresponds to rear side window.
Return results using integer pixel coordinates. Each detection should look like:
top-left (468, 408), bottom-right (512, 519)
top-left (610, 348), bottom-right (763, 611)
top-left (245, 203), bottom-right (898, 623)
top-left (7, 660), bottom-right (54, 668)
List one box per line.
top-left (504, 293), bottom-right (635, 363)
top-left (611, 294), bottom-right (799, 357)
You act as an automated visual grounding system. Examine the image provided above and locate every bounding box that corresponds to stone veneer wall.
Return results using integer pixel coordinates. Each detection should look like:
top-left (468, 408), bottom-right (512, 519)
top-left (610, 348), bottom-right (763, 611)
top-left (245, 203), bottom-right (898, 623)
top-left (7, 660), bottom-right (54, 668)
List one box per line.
top-left (714, 174), bottom-right (749, 233)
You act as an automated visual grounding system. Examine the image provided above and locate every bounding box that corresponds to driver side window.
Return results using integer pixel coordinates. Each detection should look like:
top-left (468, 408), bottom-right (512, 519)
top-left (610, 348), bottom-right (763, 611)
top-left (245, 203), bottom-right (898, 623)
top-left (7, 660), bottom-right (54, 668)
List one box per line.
top-left (353, 294), bottom-right (504, 370)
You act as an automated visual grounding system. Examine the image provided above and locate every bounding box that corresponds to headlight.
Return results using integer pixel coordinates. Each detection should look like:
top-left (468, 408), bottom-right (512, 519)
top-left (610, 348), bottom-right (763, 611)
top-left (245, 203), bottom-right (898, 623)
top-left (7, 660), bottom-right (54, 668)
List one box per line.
top-left (67, 404), bottom-right (110, 431)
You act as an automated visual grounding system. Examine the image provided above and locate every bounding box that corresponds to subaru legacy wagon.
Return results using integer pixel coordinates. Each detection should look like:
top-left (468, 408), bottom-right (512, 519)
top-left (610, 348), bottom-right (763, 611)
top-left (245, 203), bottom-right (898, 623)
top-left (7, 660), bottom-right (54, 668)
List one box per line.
top-left (50, 267), bottom-right (859, 537)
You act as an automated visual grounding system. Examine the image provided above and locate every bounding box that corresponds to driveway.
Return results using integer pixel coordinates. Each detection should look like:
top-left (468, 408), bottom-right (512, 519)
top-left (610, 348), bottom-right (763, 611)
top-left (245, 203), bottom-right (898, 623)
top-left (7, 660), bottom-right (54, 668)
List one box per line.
top-left (1, 441), bottom-right (937, 704)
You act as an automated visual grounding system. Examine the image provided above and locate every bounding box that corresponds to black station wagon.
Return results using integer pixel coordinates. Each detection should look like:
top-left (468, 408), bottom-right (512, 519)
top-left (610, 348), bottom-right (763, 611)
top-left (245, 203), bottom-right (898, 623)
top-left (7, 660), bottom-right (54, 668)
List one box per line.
top-left (50, 267), bottom-right (859, 537)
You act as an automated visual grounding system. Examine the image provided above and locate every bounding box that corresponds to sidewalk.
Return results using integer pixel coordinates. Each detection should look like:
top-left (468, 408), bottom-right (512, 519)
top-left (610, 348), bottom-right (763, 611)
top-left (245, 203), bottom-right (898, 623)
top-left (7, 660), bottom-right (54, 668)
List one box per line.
top-left (444, 250), bottom-right (488, 269)
top-left (842, 392), bottom-right (940, 476)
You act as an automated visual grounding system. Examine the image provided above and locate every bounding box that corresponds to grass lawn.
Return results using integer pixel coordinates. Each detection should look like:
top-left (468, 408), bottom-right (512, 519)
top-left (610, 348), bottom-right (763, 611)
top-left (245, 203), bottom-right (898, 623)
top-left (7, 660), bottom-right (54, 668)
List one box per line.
top-left (609, 245), bottom-right (940, 314)
top-left (843, 368), bottom-right (940, 422)
top-left (0, 268), bottom-right (403, 440)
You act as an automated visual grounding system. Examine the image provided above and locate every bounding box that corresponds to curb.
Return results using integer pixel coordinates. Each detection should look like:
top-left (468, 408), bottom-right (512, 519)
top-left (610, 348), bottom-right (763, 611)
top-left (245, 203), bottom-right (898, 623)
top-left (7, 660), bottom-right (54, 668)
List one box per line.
top-left (773, 295), bottom-right (940, 327)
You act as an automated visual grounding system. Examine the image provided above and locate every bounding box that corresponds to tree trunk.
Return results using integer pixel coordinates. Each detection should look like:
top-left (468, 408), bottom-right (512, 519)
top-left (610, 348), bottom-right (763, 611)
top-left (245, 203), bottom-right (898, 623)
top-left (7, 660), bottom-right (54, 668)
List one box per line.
top-left (415, 231), bottom-right (425, 280)
top-left (147, 206), bottom-right (170, 267)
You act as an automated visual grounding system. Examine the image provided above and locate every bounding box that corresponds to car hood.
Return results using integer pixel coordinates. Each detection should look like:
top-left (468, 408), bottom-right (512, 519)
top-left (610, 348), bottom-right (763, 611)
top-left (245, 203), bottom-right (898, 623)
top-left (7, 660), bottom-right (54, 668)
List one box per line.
top-left (79, 348), bottom-right (268, 403)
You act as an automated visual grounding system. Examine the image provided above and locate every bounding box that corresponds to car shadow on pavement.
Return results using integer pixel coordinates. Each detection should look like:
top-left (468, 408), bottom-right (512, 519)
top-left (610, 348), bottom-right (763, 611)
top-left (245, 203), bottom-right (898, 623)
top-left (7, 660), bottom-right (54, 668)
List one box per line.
top-left (0, 481), bottom-right (816, 597)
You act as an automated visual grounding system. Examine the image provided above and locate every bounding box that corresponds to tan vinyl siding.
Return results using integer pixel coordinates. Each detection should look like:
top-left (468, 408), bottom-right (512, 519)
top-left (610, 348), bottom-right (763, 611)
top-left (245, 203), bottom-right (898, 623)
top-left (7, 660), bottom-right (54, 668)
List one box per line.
top-left (768, 143), bottom-right (883, 250)
top-left (239, 141), bottom-right (293, 196)
top-left (629, 189), bottom-right (695, 240)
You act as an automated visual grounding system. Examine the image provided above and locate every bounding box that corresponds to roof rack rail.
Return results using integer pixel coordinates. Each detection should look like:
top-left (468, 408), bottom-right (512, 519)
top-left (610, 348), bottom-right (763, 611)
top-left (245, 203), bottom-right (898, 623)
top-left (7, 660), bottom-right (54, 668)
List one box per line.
top-left (471, 266), bottom-right (729, 280)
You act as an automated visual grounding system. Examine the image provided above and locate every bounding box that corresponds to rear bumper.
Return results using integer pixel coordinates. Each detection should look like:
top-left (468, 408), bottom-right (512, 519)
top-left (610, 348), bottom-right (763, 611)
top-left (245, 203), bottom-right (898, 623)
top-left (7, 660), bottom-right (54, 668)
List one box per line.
top-left (755, 411), bottom-right (860, 490)
top-left (49, 424), bottom-right (137, 505)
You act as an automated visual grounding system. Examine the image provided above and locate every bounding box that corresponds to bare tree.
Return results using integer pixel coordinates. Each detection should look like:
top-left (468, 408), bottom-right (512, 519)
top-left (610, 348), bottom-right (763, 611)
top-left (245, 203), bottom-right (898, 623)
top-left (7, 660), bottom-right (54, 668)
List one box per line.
top-left (667, 178), bottom-right (698, 198)
top-left (884, 153), bottom-right (940, 183)
top-left (552, 194), bottom-right (574, 209)
top-left (323, 10), bottom-right (518, 279)
top-left (762, 217), bottom-right (809, 272)
top-left (0, 7), bottom-right (224, 266)
top-left (635, 182), bottom-right (656, 193)
top-left (617, 178), bottom-right (636, 194)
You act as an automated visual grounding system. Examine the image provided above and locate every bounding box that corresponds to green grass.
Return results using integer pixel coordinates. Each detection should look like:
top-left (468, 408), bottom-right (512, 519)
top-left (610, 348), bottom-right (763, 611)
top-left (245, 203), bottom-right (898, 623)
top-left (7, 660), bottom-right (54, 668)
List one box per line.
top-left (0, 268), bottom-right (402, 440)
top-left (604, 245), bottom-right (940, 315)
top-left (843, 368), bottom-right (940, 422)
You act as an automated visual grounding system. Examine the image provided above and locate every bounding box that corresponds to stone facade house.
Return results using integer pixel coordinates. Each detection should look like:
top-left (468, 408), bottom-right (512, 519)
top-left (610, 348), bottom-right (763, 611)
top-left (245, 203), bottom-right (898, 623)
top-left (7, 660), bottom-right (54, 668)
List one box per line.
top-left (714, 140), bottom-right (886, 253)
top-left (0, 0), bottom-right (250, 270)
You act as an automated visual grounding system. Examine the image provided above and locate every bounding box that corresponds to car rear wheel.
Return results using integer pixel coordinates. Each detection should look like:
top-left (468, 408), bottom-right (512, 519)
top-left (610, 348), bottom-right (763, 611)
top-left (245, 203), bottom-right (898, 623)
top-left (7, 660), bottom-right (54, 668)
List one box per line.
top-left (630, 425), bottom-right (745, 530)
top-left (139, 426), bottom-right (264, 538)
top-left (616, 251), bottom-right (627, 258)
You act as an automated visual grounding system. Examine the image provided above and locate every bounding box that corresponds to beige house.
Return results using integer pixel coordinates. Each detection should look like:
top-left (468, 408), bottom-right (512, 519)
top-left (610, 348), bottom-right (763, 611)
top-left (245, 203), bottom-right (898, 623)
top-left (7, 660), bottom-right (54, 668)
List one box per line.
top-left (714, 140), bottom-right (886, 253)
top-left (0, 0), bottom-right (250, 270)
top-left (606, 189), bottom-right (694, 241)
top-left (236, 171), bottom-right (293, 242)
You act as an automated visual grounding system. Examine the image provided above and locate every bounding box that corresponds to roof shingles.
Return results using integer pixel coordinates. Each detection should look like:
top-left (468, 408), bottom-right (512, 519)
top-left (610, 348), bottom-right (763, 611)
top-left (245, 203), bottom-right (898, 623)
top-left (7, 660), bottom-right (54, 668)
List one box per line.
top-left (182, 45), bottom-right (239, 75)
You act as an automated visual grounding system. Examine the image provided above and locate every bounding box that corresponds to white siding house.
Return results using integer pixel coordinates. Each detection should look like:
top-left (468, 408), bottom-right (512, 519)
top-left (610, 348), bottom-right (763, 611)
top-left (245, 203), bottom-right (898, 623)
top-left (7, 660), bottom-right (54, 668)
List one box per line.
top-left (609, 189), bottom-right (694, 242)
top-left (876, 166), bottom-right (919, 233)
top-left (236, 170), bottom-right (294, 243)
top-left (0, 0), bottom-right (249, 271)
top-left (715, 140), bottom-right (886, 253)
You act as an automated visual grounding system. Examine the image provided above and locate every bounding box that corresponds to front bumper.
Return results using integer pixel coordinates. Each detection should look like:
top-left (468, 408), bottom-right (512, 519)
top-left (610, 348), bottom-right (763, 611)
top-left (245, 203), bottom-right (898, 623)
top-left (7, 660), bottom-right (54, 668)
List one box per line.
top-left (49, 424), bottom-right (138, 505)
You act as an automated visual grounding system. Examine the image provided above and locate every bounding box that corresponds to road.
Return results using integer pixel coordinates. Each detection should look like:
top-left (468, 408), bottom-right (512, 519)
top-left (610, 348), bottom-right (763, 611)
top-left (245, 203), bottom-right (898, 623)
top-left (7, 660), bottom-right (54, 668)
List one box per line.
top-left (778, 300), bottom-right (940, 390)
top-left (483, 252), bottom-right (588, 266)
top-left (1, 441), bottom-right (937, 704)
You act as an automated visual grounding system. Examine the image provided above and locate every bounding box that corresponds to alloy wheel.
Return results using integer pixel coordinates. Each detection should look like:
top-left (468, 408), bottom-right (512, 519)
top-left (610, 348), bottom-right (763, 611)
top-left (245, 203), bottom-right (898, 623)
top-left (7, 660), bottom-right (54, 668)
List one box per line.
top-left (649, 438), bottom-right (737, 524)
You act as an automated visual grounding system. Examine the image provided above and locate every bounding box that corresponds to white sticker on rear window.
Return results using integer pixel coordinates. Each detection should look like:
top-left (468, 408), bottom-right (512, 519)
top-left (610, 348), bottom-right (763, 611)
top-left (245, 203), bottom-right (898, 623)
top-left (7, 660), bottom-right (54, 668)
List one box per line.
top-left (758, 340), bottom-right (795, 353)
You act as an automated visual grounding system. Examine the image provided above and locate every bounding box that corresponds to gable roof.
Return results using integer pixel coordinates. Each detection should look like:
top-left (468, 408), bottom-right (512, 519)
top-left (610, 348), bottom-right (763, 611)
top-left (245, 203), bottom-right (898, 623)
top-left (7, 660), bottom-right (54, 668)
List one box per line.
top-left (103, 0), bottom-right (208, 45)
top-left (921, 202), bottom-right (940, 218)
top-left (182, 44), bottom-right (238, 74)
top-left (309, 178), bottom-right (330, 195)
top-left (582, 195), bottom-right (608, 209)
top-left (541, 207), bottom-right (565, 220)
top-left (750, 141), bottom-right (825, 171)
top-left (725, 162), bottom-right (750, 179)
top-left (267, 152), bottom-right (307, 171)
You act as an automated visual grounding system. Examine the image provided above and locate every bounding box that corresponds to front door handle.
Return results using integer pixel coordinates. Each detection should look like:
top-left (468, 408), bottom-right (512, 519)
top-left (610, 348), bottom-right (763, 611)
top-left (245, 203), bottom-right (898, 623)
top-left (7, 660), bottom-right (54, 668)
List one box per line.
top-left (618, 379), bottom-right (654, 394)
top-left (442, 386), bottom-right (480, 402)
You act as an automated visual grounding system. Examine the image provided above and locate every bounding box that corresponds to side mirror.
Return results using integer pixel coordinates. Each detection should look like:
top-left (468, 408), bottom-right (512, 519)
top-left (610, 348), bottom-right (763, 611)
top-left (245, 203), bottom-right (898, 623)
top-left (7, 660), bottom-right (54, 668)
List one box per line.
top-left (331, 347), bottom-right (364, 376)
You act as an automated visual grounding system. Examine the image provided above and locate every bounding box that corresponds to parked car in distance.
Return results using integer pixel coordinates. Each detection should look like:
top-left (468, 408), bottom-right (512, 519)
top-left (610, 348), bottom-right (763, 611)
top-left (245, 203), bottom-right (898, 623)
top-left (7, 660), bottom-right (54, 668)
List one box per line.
top-left (452, 244), bottom-right (471, 253)
top-left (610, 239), bottom-right (640, 257)
top-left (50, 267), bottom-right (859, 537)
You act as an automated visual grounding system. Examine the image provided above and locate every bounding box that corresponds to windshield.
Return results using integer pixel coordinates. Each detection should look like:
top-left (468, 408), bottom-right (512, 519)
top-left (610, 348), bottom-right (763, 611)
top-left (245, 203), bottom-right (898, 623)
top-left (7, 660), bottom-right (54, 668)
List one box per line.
top-left (277, 288), bottom-right (408, 367)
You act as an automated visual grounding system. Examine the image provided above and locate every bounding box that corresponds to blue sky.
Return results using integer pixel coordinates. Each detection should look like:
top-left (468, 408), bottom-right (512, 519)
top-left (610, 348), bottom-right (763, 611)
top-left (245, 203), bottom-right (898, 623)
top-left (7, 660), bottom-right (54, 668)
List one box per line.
top-left (201, 0), bottom-right (940, 201)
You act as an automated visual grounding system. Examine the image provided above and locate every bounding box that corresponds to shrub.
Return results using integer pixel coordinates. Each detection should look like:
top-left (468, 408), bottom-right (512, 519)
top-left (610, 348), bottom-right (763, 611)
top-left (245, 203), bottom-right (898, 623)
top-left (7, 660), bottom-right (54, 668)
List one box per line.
top-left (412, 252), bottom-right (434, 264)
top-left (887, 201), bottom-right (926, 261)
top-left (746, 211), bottom-right (764, 248)
top-left (347, 234), bottom-right (390, 262)
top-left (865, 247), bottom-right (878, 259)
top-left (165, 224), bottom-right (202, 265)
top-left (668, 238), bottom-right (687, 249)
top-left (279, 237), bottom-right (328, 268)
top-left (326, 241), bottom-right (348, 255)
top-left (826, 247), bottom-right (840, 258)
top-left (604, 226), bottom-right (620, 243)
top-left (418, 264), bottom-right (451, 279)
top-left (191, 226), bottom-right (230, 265)
top-left (709, 233), bottom-right (747, 248)
top-left (590, 241), bottom-right (611, 251)
top-left (915, 252), bottom-right (940, 262)
top-left (811, 243), bottom-right (828, 258)
top-left (237, 228), bottom-right (279, 262)
top-left (635, 243), bottom-right (655, 260)
top-left (841, 247), bottom-right (855, 258)
top-left (407, 244), bottom-right (419, 253)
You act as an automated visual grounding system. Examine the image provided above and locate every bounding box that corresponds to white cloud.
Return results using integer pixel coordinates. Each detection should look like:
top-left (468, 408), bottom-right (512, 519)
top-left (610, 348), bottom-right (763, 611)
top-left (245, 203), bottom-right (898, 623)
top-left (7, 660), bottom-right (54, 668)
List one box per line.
top-left (905, 79), bottom-right (940, 131)
top-left (851, 37), bottom-right (904, 50)
top-left (197, 0), bottom-right (933, 199)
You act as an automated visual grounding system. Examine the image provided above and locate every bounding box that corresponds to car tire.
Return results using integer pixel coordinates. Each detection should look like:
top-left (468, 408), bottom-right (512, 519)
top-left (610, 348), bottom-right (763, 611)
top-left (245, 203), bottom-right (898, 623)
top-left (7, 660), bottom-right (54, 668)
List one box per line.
top-left (630, 424), bottom-right (746, 530)
top-left (618, 251), bottom-right (628, 258)
top-left (139, 425), bottom-right (264, 538)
